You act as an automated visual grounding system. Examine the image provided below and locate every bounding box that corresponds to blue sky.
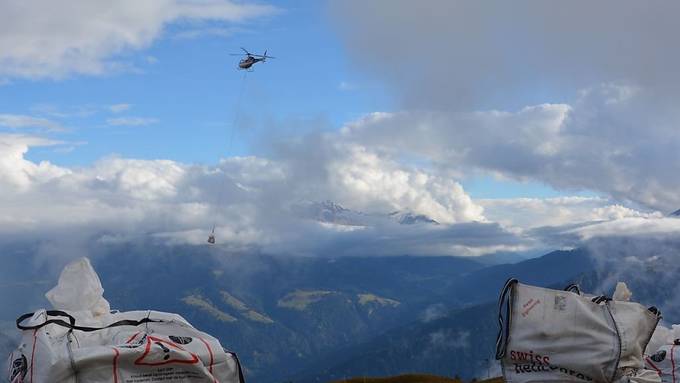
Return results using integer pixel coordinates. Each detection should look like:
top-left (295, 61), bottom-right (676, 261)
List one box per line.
top-left (1, 0), bottom-right (677, 262)
top-left (0, 0), bottom-right (601, 201)
top-left (2, 1), bottom-right (387, 163)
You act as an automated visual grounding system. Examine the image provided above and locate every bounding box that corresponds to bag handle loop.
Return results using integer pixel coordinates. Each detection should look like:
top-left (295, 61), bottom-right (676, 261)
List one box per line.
top-left (564, 283), bottom-right (581, 295)
top-left (17, 310), bottom-right (161, 332)
top-left (495, 278), bottom-right (518, 360)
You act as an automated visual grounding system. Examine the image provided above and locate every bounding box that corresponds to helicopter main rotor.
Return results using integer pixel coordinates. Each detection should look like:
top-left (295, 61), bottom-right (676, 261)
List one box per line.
top-left (229, 47), bottom-right (275, 59)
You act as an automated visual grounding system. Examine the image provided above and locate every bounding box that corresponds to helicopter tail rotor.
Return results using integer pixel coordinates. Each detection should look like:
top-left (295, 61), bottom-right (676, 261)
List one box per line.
top-left (260, 50), bottom-right (275, 60)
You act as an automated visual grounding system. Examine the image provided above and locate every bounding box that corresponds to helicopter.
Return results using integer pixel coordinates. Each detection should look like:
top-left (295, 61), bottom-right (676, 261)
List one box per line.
top-left (230, 47), bottom-right (275, 71)
top-left (208, 48), bottom-right (274, 245)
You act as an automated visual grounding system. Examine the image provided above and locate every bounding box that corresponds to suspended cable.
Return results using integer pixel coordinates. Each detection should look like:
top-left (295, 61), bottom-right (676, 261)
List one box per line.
top-left (208, 70), bottom-right (248, 244)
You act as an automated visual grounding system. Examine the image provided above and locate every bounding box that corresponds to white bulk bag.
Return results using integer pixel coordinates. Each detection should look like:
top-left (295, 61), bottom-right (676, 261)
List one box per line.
top-left (8, 309), bottom-right (245, 383)
top-left (7, 257), bottom-right (245, 383)
top-left (645, 341), bottom-right (680, 383)
top-left (615, 368), bottom-right (664, 383)
top-left (495, 279), bottom-right (661, 383)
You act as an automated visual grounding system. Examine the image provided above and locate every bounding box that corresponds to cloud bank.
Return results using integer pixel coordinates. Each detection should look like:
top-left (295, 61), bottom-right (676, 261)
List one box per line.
top-left (0, 0), bottom-right (276, 80)
top-left (2, 1), bottom-right (679, 266)
top-left (330, 0), bottom-right (680, 109)
top-left (330, 1), bottom-right (680, 213)
top-left (338, 86), bottom-right (680, 212)
top-left (0, 132), bottom-right (522, 257)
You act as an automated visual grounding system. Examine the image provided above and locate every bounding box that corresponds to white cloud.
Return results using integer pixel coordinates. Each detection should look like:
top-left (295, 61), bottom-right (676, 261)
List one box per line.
top-left (331, 1), bottom-right (680, 213)
top-left (590, 204), bottom-right (663, 221)
top-left (0, 134), bottom-right (511, 257)
top-left (570, 217), bottom-right (680, 241)
top-left (0, 134), bottom-right (69, 191)
top-left (419, 304), bottom-right (447, 323)
top-left (0, 114), bottom-right (64, 131)
top-left (338, 85), bottom-right (680, 212)
top-left (480, 197), bottom-right (662, 230)
top-left (327, 144), bottom-right (484, 224)
top-left (330, 0), bottom-right (680, 109)
top-left (109, 104), bottom-right (131, 113)
top-left (338, 81), bottom-right (357, 91)
top-left (429, 330), bottom-right (469, 349)
top-left (32, 104), bottom-right (98, 119)
top-left (0, 0), bottom-right (277, 80)
top-left (106, 117), bottom-right (159, 126)
top-left (145, 56), bottom-right (160, 65)
top-left (560, 218), bottom-right (680, 320)
top-left (174, 27), bottom-right (236, 40)
top-left (0, 128), bottom-right (675, 263)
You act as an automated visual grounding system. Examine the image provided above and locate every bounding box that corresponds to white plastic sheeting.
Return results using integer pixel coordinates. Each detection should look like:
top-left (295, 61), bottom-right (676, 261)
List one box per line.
top-left (45, 258), bottom-right (110, 317)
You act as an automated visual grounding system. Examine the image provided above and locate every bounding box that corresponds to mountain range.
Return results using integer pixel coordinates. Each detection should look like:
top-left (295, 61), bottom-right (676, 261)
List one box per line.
top-left (2, 241), bottom-right (597, 382)
top-left (2, 204), bottom-right (675, 383)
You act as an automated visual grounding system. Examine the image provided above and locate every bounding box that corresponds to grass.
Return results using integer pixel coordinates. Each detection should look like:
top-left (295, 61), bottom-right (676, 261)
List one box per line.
top-left (329, 374), bottom-right (504, 383)
top-left (180, 295), bottom-right (237, 322)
